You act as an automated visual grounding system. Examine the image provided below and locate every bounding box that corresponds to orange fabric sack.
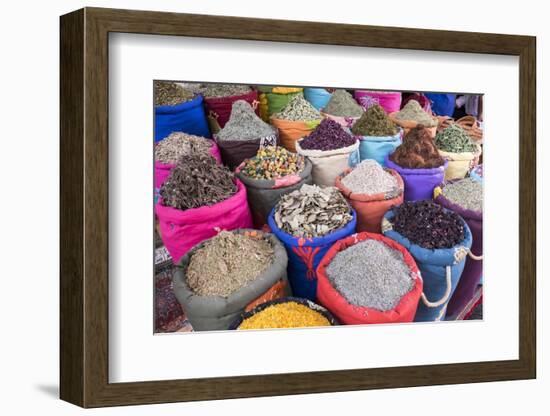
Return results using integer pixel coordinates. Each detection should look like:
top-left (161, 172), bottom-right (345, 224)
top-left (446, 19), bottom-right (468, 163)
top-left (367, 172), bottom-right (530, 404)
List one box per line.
top-left (244, 279), bottom-right (289, 312)
top-left (270, 117), bottom-right (320, 152)
top-left (335, 168), bottom-right (404, 233)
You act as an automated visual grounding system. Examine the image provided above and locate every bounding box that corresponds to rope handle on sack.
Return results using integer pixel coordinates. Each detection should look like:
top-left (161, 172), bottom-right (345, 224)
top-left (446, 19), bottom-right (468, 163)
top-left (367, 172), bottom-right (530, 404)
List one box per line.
top-left (421, 266), bottom-right (452, 308)
top-left (468, 249), bottom-right (483, 261)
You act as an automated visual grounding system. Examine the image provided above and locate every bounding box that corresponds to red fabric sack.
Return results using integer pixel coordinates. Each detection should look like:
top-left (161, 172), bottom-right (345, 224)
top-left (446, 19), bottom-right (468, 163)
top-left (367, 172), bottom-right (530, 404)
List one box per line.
top-left (204, 90), bottom-right (260, 133)
top-left (316, 232), bottom-right (423, 325)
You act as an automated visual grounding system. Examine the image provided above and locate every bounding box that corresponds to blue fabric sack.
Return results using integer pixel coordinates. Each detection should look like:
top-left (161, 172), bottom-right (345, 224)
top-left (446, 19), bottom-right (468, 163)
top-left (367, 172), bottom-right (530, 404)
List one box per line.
top-left (381, 208), bottom-right (472, 321)
top-left (154, 95), bottom-right (210, 142)
top-left (358, 130), bottom-right (401, 166)
top-left (267, 208), bottom-right (357, 301)
top-left (425, 93), bottom-right (456, 117)
top-left (304, 88), bottom-right (332, 110)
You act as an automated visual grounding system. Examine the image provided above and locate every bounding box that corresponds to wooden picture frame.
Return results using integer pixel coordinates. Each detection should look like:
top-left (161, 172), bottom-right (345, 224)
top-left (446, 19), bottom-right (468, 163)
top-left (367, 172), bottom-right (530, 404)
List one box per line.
top-left (60, 7), bottom-right (536, 408)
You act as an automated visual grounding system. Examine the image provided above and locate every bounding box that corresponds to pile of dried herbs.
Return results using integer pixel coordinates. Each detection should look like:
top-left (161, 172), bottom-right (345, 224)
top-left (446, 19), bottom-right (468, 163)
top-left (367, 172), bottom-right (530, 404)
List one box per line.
top-left (393, 100), bottom-right (437, 127)
top-left (351, 104), bottom-right (399, 136)
top-left (326, 239), bottom-right (414, 311)
top-left (435, 124), bottom-right (479, 153)
top-left (154, 81), bottom-right (195, 107)
top-left (201, 83), bottom-right (251, 98)
top-left (186, 231), bottom-right (274, 297)
top-left (341, 160), bottom-right (399, 195)
top-left (391, 201), bottom-right (465, 249)
top-left (241, 146), bottom-right (305, 180)
top-left (159, 153), bottom-right (236, 210)
top-left (155, 132), bottom-right (212, 164)
top-left (274, 184), bottom-right (352, 238)
top-left (299, 119), bottom-right (356, 151)
top-left (389, 126), bottom-right (445, 168)
top-left (323, 89), bottom-right (363, 117)
top-left (274, 95), bottom-right (322, 121)
top-left (441, 178), bottom-right (483, 212)
top-left (217, 100), bottom-right (276, 141)
top-left (238, 301), bottom-right (331, 329)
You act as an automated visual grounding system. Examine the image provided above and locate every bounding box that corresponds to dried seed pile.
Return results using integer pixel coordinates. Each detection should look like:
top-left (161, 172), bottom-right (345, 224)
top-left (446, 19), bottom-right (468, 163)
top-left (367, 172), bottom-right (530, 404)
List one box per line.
top-left (326, 239), bottom-right (414, 311)
top-left (217, 100), bottom-right (276, 141)
top-left (392, 201), bottom-right (465, 249)
top-left (393, 100), bottom-right (437, 127)
top-left (186, 231), bottom-right (274, 297)
top-left (238, 302), bottom-right (330, 329)
top-left (389, 126), bottom-right (445, 168)
top-left (274, 184), bottom-right (352, 238)
top-left (323, 89), bottom-right (364, 117)
top-left (155, 132), bottom-right (212, 164)
top-left (435, 124), bottom-right (479, 153)
top-left (299, 119), bottom-right (356, 151)
top-left (159, 153), bottom-right (236, 210)
top-left (441, 178), bottom-right (483, 212)
top-left (341, 160), bottom-right (399, 195)
top-left (154, 81), bottom-right (194, 107)
top-left (274, 95), bottom-right (322, 121)
top-left (241, 146), bottom-right (305, 180)
top-left (201, 83), bottom-right (251, 98)
top-left (351, 104), bottom-right (399, 136)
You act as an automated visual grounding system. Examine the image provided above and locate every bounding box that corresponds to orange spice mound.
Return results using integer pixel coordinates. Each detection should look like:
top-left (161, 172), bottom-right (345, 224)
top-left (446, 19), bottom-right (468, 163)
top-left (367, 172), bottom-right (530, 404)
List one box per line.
top-left (389, 126), bottom-right (445, 169)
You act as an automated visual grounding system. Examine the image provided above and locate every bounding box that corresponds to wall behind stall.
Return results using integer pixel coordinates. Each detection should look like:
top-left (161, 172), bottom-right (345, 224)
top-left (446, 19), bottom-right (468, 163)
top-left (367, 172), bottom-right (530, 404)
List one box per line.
top-left (0, 0), bottom-right (546, 415)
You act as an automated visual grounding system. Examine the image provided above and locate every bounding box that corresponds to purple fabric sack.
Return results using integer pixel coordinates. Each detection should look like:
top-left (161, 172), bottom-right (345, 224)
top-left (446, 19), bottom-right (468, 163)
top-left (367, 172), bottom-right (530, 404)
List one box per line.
top-left (384, 155), bottom-right (447, 201)
top-left (435, 187), bottom-right (483, 318)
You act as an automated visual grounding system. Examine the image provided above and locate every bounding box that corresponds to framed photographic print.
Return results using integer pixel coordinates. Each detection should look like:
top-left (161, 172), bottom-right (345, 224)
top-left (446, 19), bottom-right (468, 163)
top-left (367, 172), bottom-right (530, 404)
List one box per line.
top-left (60, 7), bottom-right (536, 408)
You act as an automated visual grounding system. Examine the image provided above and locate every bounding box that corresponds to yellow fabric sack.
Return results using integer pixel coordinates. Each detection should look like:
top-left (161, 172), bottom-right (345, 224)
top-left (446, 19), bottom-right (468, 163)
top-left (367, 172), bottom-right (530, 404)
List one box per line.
top-left (439, 145), bottom-right (482, 180)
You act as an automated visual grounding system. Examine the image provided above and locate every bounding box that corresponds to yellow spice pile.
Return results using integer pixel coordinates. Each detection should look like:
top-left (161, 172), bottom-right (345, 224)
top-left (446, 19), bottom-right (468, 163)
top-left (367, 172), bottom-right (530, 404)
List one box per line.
top-left (238, 302), bottom-right (330, 330)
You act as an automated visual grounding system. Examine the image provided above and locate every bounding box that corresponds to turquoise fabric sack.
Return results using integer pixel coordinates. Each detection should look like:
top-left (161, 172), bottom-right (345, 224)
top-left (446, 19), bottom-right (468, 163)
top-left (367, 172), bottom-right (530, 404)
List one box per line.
top-left (358, 130), bottom-right (401, 166)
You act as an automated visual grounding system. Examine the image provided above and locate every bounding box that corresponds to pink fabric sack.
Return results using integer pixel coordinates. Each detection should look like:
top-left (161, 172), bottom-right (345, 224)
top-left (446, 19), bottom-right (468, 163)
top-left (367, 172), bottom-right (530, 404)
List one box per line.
top-left (354, 91), bottom-right (402, 113)
top-left (154, 141), bottom-right (222, 191)
top-left (155, 179), bottom-right (253, 264)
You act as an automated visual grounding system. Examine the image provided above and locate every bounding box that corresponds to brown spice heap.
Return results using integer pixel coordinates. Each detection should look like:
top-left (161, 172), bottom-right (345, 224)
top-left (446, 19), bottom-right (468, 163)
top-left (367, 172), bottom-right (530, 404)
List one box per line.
top-left (186, 231), bottom-right (274, 297)
top-left (351, 104), bottom-right (398, 136)
top-left (159, 153), bottom-right (236, 210)
top-left (154, 81), bottom-right (194, 106)
top-left (389, 126), bottom-right (445, 169)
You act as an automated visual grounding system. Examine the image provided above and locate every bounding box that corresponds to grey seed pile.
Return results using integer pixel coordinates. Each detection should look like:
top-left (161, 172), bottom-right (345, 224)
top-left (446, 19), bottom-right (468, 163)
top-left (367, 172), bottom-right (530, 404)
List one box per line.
top-left (323, 89), bottom-right (364, 117)
top-left (341, 160), bottom-right (399, 195)
top-left (326, 239), bottom-right (414, 311)
top-left (441, 178), bottom-right (483, 212)
top-left (201, 83), bottom-right (251, 98)
top-left (274, 184), bottom-right (352, 238)
top-left (394, 100), bottom-right (437, 127)
top-left (274, 95), bottom-right (322, 121)
top-left (186, 231), bottom-right (274, 297)
top-left (154, 81), bottom-right (195, 106)
top-left (155, 132), bottom-right (212, 164)
top-left (217, 100), bottom-right (276, 141)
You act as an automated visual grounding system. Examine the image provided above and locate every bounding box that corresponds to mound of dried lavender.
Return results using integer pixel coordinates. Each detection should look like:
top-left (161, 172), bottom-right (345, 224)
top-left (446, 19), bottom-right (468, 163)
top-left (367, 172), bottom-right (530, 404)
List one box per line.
top-left (299, 119), bottom-right (356, 151)
top-left (201, 83), bottom-right (251, 98)
top-left (274, 95), bottom-right (322, 121)
top-left (326, 239), bottom-right (414, 311)
top-left (391, 201), bottom-right (465, 249)
top-left (389, 126), bottom-right (445, 168)
top-left (435, 124), bottom-right (479, 153)
top-left (159, 153), bottom-right (236, 210)
top-left (274, 184), bottom-right (352, 238)
top-left (341, 160), bottom-right (398, 195)
top-left (323, 89), bottom-right (363, 117)
top-left (155, 132), bottom-right (212, 164)
top-left (441, 178), bottom-right (483, 212)
top-left (351, 104), bottom-right (399, 136)
top-left (186, 231), bottom-right (274, 297)
top-left (154, 81), bottom-right (195, 107)
top-left (393, 100), bottom-right (437, 127)
top-left (217, 100), bottom-right (276, 141)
